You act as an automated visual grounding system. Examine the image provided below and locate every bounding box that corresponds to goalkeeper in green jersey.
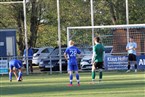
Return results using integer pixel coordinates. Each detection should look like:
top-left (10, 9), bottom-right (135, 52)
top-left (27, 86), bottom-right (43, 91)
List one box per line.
top-left (91, 36), bottom-right (104, 83)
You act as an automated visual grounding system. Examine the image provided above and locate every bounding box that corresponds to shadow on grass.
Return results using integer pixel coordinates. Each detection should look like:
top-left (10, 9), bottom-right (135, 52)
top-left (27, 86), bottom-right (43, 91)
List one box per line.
top-left (1, 81), bottom-right (144, 96)
top-left (1, 77), bottom-right (144, 85)
top-left (1, 71), bottom-right (144, 96)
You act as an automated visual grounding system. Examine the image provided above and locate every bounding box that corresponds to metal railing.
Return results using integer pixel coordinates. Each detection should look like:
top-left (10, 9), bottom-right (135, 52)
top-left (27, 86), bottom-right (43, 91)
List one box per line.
top-left (0, 52), bottom-right (145, 74)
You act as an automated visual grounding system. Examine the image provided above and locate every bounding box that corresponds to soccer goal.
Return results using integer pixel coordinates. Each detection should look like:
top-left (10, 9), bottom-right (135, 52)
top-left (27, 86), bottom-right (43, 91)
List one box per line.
top-left (67, 24), bottom-right (145, 55)
top-left (67, 24), bottom-right (145, 70)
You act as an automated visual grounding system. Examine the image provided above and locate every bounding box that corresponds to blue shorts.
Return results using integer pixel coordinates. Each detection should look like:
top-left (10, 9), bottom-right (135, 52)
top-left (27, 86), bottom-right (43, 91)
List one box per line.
top-left (68, 65), bottom-right (78, 71)
top-left (67, 60), bottom-right (78, 71)
top-left (9, 60), bottom-right (22, 70)
top-left (9, 65), bottom-right (22, 70)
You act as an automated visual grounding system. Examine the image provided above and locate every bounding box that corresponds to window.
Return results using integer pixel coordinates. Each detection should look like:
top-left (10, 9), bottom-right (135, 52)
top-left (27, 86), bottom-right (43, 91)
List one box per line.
top-left (42, 48), bottom-right (49, 53)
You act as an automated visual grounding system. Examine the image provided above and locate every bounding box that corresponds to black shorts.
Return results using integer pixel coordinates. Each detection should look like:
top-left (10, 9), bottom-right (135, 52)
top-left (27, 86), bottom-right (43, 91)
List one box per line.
top-left (128, 54), bottom-right (136, 61)
top-left (94, 62), bottom-right (103, 69)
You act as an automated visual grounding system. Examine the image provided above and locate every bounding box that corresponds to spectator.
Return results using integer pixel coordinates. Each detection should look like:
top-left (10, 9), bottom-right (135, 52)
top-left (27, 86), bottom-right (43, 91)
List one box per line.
top-left (23, 43), bottom-right (33, 73)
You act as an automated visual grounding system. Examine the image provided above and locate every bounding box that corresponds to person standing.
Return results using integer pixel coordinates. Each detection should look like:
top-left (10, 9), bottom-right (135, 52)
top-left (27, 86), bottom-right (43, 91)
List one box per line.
top-left (23, 43), bottom-right (33, 73)
top-left (91, 37), bottom-right (104, 83)
top-left (126, 36), bottom-right (137, 72)
top-left (64, 40), bottom-right (81, 86)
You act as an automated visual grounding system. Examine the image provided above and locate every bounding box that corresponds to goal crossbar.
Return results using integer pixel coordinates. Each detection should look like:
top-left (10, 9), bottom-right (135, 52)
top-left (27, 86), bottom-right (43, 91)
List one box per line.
top-left (0, 1), bottom-right (23, 4)
top-left (67, 24), bottom-right (145, 30)
top-left (67, 23), bottom-right (145, 47)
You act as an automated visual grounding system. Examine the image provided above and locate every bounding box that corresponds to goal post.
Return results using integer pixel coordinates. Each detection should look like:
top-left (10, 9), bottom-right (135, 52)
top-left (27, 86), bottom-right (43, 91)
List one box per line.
top-left (0, 0), bottom-right (29, 75)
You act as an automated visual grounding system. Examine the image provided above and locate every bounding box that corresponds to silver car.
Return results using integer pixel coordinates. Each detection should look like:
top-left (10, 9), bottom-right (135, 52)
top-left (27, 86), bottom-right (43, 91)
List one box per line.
top-left (80, 46), bottom-right (113, 70)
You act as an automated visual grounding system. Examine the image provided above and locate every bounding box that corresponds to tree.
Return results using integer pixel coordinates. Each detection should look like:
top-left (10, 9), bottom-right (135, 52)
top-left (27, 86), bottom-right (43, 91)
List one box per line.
top-left (12, 4), bottom-right (25, 55)
top-left (1, 0), bottom-right (145, 55)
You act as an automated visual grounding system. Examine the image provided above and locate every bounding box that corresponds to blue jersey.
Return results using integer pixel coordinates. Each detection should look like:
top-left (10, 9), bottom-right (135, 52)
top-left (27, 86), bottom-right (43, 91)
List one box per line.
top-left (24, 48), bottom-right (33, 60)
top-left (126, 42), bottom-right (137, 55)
top-left (65, 46), bottom-right (81, 65)
top-left (9, 59), bottom-right (22, 70)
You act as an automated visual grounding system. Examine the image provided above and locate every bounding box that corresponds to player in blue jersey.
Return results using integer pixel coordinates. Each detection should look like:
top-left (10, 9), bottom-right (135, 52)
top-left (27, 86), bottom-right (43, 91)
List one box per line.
top-left (126, 36), bottom-right (137, 72)
top-left (9, 59), bottom-right (23, 82)
top-left (64, 40), bottom-right (81, 86)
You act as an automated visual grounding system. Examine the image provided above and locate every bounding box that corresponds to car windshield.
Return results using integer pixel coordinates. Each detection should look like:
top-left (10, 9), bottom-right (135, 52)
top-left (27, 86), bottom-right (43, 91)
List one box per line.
top-left (50, 47), bottom-right (92, 57)
top-left (79, 48), bottom-right (92, 55)
top-left (32, 48), bottom-right (39, 53)
top-left (49, 48), bottom-right (54, 53)
top-left (50, 48), bottom-right (66, 56)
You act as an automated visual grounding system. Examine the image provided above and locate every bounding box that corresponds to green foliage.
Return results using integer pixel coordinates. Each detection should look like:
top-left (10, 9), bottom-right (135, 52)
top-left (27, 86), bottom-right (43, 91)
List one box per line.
top-left (1, 0), bottom-right (145, 53)
top-left (129, 0), bottom-right (145, 24)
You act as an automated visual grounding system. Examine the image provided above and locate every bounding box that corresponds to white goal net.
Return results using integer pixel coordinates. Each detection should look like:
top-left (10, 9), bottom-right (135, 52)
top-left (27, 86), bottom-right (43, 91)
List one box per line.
top-left (67, 24), bottom-right (145, 55)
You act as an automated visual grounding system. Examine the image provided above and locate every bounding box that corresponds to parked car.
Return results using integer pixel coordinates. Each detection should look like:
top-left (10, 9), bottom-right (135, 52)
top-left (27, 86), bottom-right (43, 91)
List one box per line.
top-left (80, 46), bottom-right (113, 70)
top-left (39, 46), bottom-right (92, 71)
top-left (77, 47), bottom-right (92, 68)
top-left (33, 47), bottom-right (54, 65)
top-left (39, 47), bottom-right (67, 71)
top-left (23, 47), bottom-right (54, 66)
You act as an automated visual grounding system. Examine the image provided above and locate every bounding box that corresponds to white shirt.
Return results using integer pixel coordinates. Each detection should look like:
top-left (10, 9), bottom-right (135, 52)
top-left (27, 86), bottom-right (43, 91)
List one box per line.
top-left (126, 42), bottom-right (137, 55)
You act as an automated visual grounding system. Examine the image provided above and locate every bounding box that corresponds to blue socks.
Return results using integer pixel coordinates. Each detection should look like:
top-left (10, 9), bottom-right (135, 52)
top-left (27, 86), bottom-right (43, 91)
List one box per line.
top-left (18, 72), bottom-right (22, 80)
top-left (9, 71), bottom-right (22, 81)
top-left (69, 73), bottom-right (80, 84)
top-left (9, 72), bottom-right (12, 80)
top-left (70, 74), bottom-right (73, 84)
top-left (76, 74), bottom-right (80, 84)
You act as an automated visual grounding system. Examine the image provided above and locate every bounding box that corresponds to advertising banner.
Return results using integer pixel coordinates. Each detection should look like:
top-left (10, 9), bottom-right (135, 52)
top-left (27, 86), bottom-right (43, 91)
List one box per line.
top-left (0, 60), bottom-right (8, 74)
top-left (105, 55), bottom-right (145, 70)
top-left (137, 55), bottom-right (145, 70)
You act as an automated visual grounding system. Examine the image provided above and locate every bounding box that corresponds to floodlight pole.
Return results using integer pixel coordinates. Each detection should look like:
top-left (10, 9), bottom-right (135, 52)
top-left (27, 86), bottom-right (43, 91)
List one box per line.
top-left (57, 0), bottom-right (62, 73)
top-left (23, 0), bottom-right (29, 75)
top-left (126, 0), bottom-right (129, 43)
top-left (90, 0), bottom-right (94, 46)
top-left (67, 28), bottom-right (70, 46)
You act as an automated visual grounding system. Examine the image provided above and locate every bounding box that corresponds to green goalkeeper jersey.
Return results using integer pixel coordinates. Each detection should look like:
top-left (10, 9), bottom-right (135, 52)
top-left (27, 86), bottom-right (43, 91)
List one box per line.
top-left (93, 43), bottom-right (104, 62)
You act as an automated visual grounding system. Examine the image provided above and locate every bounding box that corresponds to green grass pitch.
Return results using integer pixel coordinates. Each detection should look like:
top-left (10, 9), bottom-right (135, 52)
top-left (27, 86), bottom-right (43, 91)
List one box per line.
top-left (0, 71), bottom-right (145, 97)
